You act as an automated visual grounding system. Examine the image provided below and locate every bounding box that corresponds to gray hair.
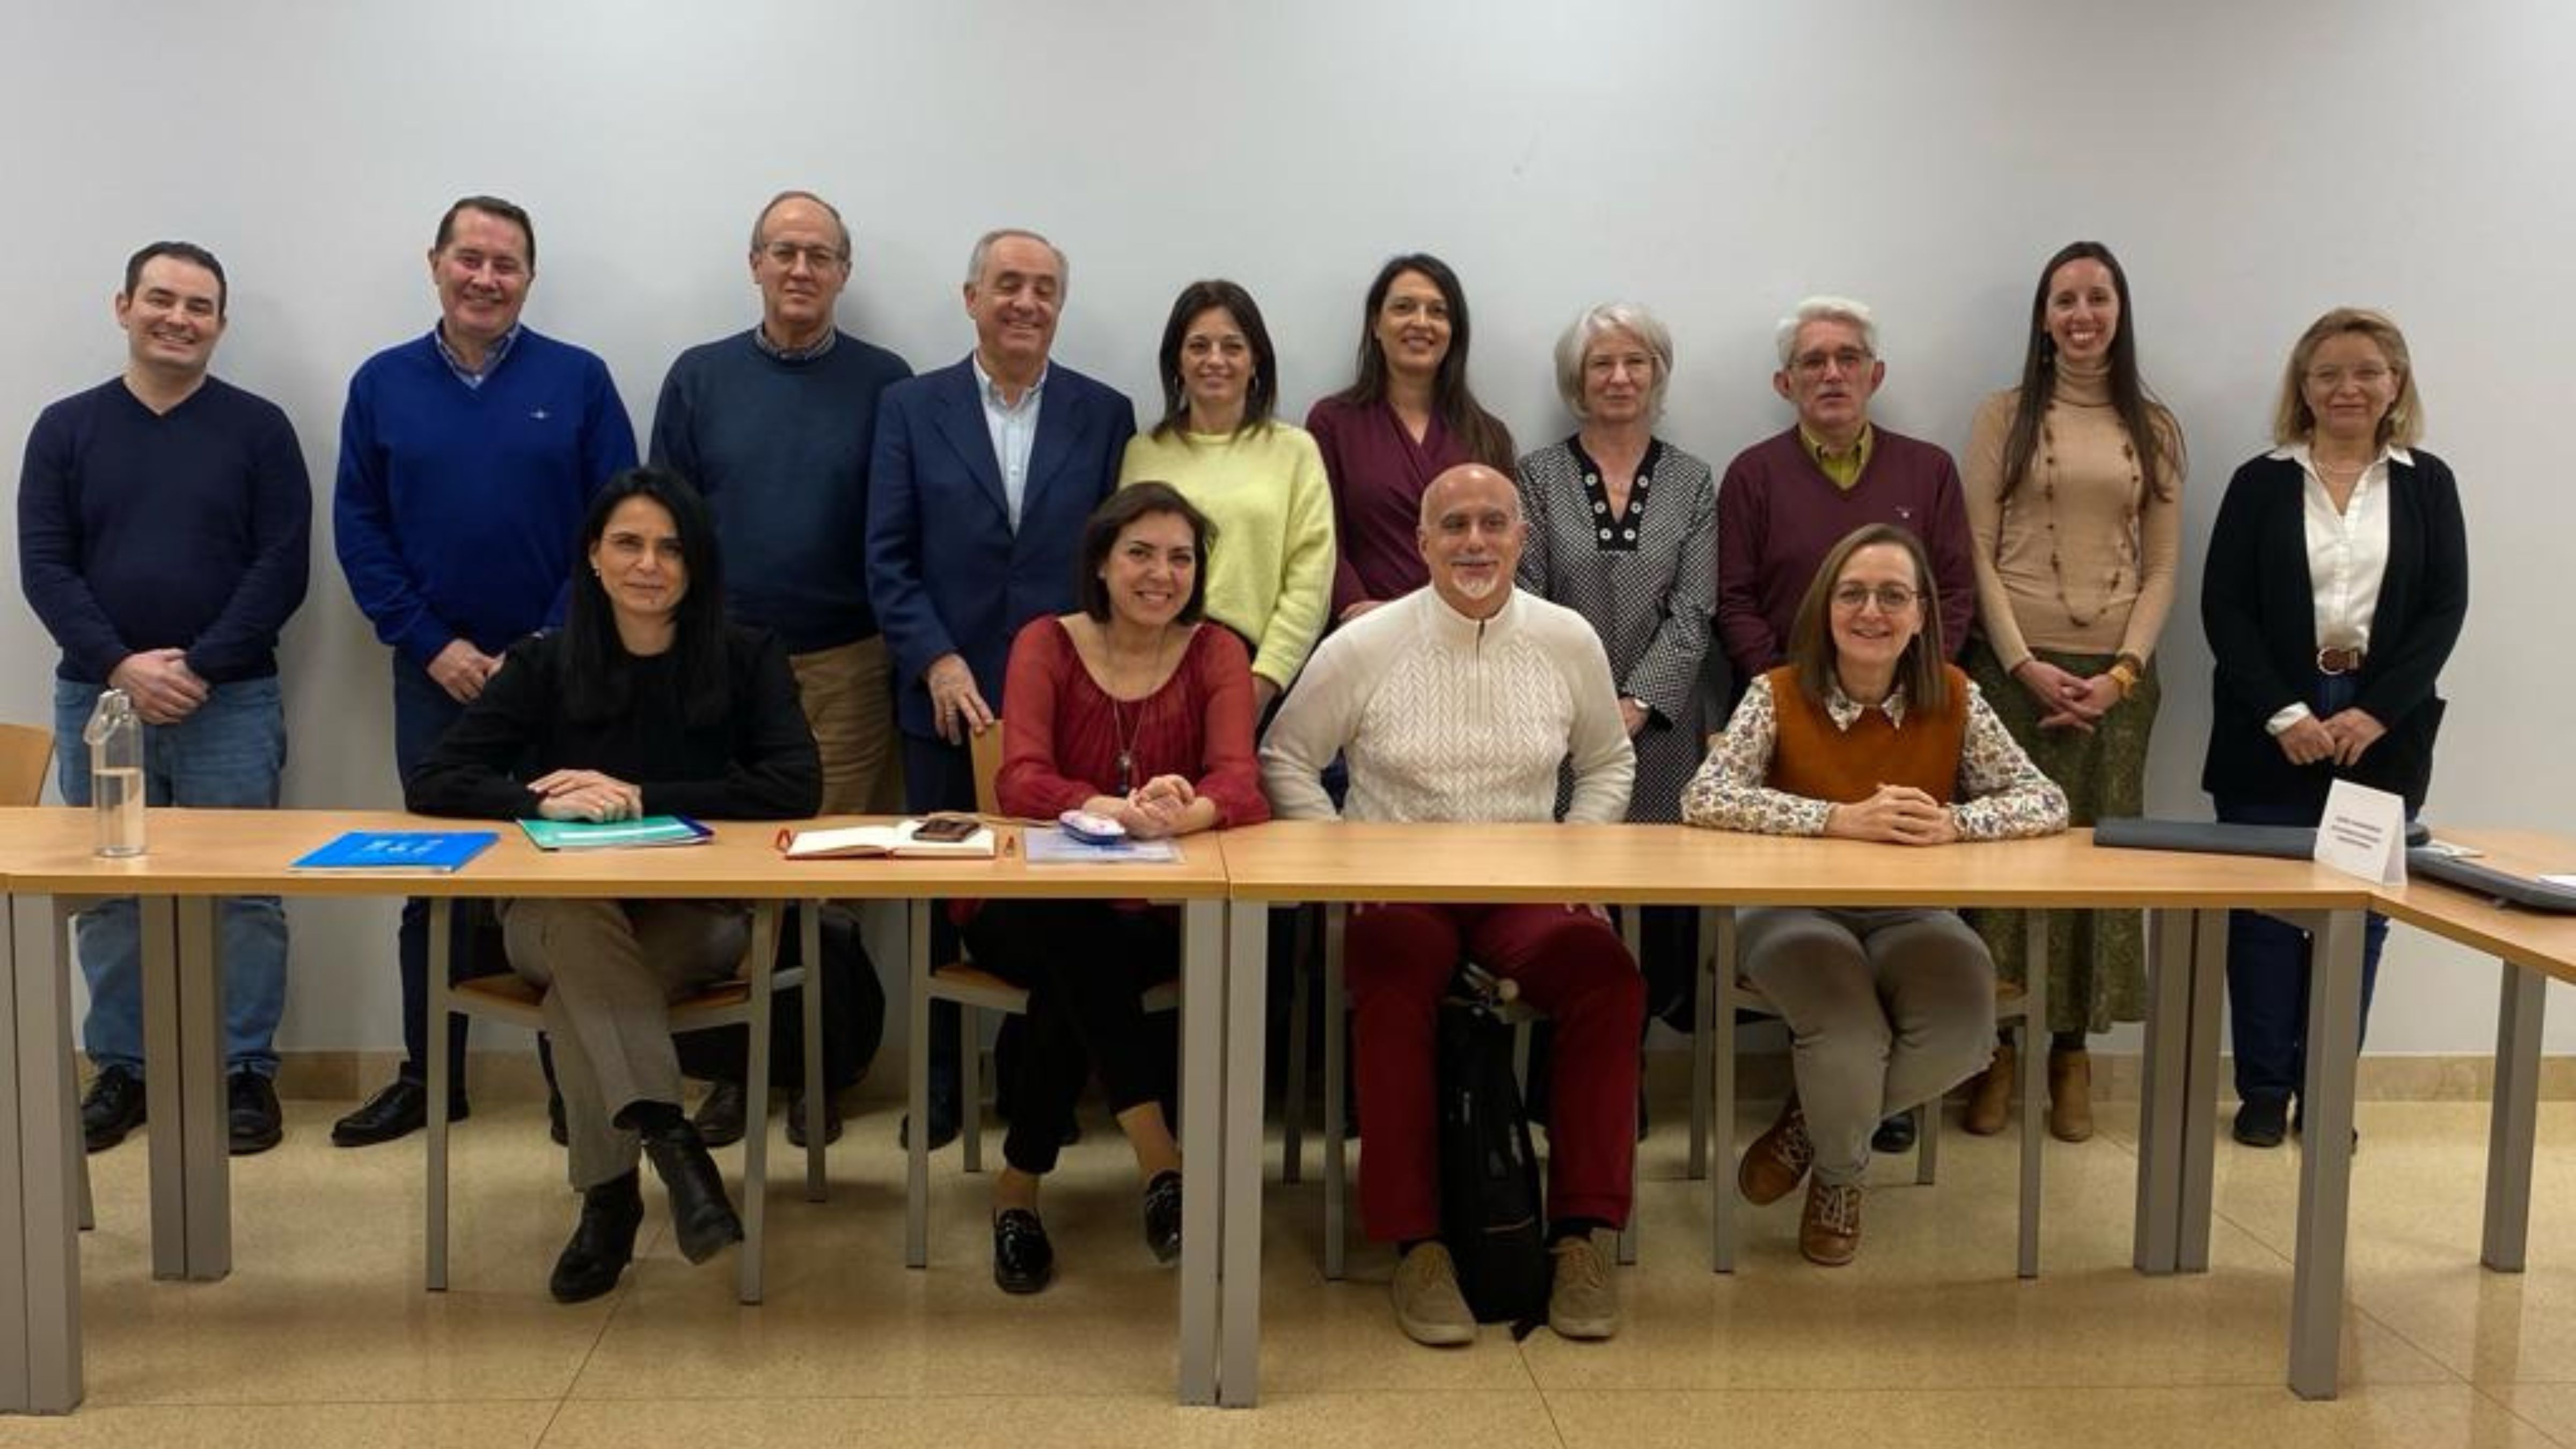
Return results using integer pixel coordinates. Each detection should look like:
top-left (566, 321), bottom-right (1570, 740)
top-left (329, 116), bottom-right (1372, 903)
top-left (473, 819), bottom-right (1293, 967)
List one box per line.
top-left (964, 227), bottom-right (1069, 297)
top-left (1774, 295), bottom-right (1878, 368)
top-left (1554, 302), bottom-right (1674, 422)
top-left (749, 190), bottom-right (851, 260)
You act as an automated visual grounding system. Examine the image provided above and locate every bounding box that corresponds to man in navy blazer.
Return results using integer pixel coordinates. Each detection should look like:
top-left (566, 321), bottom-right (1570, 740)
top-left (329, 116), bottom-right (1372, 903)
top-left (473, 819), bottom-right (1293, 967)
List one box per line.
top-left (866, 228), bottom-right (1136, 1145)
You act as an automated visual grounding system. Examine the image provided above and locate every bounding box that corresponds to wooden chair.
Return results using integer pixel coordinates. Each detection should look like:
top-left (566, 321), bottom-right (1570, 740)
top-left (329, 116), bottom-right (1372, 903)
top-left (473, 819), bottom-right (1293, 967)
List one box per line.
top-left (1698, 905), bottom-right (2045, 1277)
top-left (0, 724), bottom-right (90, 1235)
top-left (425, 896), bottom-right (822, 1304)
top-left (903, 720), bottom-right (1181, 1268)
top-left (1313, 904), bottom-right (1645, 1280)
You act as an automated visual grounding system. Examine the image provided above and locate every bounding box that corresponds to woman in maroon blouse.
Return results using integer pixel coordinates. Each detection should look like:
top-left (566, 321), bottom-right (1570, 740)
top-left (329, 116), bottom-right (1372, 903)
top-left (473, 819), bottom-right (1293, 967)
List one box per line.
top-left (1307, 253), bottom-right (1516, 625)
top-left (967, 482), bottom-right (1269, 1294)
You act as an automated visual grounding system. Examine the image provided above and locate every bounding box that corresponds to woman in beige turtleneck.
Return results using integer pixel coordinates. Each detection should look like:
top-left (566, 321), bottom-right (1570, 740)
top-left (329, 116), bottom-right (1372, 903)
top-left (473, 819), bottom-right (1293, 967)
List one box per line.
top-left (1958, 241), bottom-right (2183, 1142)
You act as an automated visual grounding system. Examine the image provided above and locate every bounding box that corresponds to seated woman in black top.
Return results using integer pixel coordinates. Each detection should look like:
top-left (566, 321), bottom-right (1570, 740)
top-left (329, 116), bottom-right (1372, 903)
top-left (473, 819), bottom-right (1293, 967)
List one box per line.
top-left (408, 467), bottom-right (822, 1303)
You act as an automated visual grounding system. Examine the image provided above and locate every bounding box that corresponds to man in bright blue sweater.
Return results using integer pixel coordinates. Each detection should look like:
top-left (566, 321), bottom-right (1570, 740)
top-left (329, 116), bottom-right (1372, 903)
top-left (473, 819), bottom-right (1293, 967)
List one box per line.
top-left (331, 195), bottom-right (637, 1146)
top-left (18, 241), bottom-right (310, 1157)
top-left (649, 189), bottom-right (911, 1149)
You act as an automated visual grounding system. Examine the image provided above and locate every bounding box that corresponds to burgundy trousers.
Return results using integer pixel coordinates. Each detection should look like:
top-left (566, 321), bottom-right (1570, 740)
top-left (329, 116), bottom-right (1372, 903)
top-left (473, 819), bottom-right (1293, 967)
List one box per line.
top-left (1345, 902), bottom-right (1641, 1243)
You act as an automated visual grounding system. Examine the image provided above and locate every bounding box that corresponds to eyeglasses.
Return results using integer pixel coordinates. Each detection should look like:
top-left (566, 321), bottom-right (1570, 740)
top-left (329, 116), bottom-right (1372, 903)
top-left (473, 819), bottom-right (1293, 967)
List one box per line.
top-left (1790, 347), bottom-right (1873, 379)
top-left (760, 242), bottom-right (847, 272)
top-left (1831, 583), bottom-right (1918, 613)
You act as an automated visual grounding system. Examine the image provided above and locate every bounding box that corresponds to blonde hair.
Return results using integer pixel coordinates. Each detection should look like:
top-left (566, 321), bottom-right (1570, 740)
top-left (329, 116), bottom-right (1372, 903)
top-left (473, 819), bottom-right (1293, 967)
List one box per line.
top-left (2272, 307), bottom-right (2425, 449)
top-left (1554, 302), bottom-right (1674, 422)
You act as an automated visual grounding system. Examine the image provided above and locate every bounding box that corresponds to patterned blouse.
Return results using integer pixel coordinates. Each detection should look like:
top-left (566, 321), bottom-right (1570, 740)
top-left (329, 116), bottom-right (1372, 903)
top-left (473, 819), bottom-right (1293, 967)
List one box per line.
top-left (1679, 674), bottom-right (2067, 839)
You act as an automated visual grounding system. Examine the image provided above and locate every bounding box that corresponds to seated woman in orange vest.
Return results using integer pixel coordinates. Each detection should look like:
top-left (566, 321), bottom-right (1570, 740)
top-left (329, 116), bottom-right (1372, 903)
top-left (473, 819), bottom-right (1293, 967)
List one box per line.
top-left (1679, 522), bottom-right (2066, 1267)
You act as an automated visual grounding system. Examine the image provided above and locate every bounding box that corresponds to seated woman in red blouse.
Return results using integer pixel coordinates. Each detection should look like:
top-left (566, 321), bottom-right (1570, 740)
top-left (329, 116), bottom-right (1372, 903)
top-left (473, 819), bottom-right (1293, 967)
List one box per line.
top-left (967, 481), bottom-right (1269, 1295)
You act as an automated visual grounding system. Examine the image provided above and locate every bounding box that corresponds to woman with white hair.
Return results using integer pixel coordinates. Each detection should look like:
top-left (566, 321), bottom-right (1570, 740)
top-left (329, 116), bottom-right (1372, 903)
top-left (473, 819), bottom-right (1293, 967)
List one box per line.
top-left (1514, 304), bottom-right (1718, 1026)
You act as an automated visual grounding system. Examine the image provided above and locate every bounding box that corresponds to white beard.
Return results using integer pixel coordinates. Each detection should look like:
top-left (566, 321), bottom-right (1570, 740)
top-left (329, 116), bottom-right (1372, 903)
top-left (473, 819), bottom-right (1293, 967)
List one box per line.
top-left (1450, 569), bottom-right (1501, 601)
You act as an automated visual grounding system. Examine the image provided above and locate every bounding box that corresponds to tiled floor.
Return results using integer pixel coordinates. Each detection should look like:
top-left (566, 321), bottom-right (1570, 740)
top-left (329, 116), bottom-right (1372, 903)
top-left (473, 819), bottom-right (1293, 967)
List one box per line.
top-left (11, 1091), bottom-right (2573, 1447)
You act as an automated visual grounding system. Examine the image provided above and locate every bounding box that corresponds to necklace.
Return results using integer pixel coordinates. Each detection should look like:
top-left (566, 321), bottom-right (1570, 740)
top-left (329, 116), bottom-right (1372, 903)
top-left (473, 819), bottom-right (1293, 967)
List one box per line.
top-left (2036, 406), bottom-right (2141, 630)
top-left (1104, 625), bottom-right (1174, 793)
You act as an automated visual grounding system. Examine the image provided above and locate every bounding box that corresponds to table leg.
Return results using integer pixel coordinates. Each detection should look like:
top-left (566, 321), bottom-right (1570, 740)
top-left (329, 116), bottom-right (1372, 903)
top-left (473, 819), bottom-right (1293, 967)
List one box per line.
top-left (2177, 907), bottom-right (2226, 1274)
top-left (1219, 899), bottom-right (1270, 1408)
top-left (2482, 960), bottom-right (2545, 1272)
top-left (904, 900), bottom-right (930, 1270)
top-left (1177, 898), bottom-right (1224, 1406)
top-left (139, 896), bottom-right (187, 1280)
top-left (2288, 908), bottom-right (2363, 1401)
top-left (802, 902), bottom-right (827, 1204)
top-left (6, 891), bottom-right (86, 1413)
top-left (176, 896), bottom-right (228, 1279)
top-left (2133, 908), bottom-right (2192, 1274)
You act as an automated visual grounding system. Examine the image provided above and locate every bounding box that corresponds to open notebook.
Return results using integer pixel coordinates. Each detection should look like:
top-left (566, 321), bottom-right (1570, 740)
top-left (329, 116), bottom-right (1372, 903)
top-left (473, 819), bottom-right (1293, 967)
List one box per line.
top-left (776, 818), bottom-right (998, 861)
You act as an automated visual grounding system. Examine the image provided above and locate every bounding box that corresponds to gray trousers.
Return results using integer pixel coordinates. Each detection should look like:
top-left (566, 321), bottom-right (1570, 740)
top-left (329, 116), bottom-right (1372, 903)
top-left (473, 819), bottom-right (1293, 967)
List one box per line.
top-left (500, 898), bottom-right (750, 1190)
top-left (1739, 906), bottom-right (1996, 1187)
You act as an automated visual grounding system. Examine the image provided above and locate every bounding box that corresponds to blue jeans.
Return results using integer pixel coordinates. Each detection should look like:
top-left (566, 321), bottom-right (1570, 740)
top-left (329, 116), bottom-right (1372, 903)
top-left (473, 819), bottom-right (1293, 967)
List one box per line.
top-left (393, 660), bottom-right (481, 1087)
top-left (55, 676), bottom-right (290, 1078)
top-left (2218, 671), bottom-right (2394, 1106)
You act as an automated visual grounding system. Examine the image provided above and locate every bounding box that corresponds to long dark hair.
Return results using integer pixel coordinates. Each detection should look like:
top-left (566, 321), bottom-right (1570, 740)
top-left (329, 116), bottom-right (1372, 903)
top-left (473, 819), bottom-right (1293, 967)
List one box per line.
top-left (1787, 523), bottom-right (1949, 714)
top-left (1997, 240), bottom-right (2179, 503)
top-left (562, 466), bottom-right (731, 728)
top-left (1331, 253), bottom-right (1515, 469)
top-left (1152, 279), bottom-right (1278, 440)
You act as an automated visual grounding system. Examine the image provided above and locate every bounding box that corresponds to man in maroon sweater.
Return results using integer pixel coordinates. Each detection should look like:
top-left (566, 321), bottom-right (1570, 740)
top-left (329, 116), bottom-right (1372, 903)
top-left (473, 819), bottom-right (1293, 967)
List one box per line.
top-left (1714, 296), bottom-right (1974, 693)
top-left (1711, 295), bottom-right (1974, 1158)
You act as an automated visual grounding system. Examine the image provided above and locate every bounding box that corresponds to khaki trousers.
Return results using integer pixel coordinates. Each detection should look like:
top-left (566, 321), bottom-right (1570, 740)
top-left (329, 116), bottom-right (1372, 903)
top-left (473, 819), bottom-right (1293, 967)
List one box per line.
top-left (789, 635), bottom-right (899, 815)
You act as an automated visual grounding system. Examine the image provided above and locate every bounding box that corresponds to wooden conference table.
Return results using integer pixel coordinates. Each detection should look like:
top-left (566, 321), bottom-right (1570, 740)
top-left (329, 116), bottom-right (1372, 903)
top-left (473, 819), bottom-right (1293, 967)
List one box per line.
top-left (1212, 820), bottom-right (2389, 1406)
top-left (0, 806), bottom-right (1230, 1413)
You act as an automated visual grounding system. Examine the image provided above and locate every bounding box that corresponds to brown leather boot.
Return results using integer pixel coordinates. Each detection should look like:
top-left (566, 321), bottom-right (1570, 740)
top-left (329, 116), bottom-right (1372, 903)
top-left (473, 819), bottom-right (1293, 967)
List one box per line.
top-left (1962, 1038), bottom-right (2014, 1136)
top-left (1799, 1180), bottom-right (1863, 1266)
top-left (2047, 1044), bottom-right (2095, 1142)
top-left (1738, 1099), bottom-right (1813, 1206)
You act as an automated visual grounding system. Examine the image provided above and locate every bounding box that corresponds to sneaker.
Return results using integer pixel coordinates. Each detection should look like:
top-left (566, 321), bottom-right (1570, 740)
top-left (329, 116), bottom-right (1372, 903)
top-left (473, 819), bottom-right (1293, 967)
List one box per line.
top-left (2233, 1096), bottom-right (2289, 1149)
top-left (1547, 1230), bottom-right (1620, 1341)
top-left (81, 1066), bottom-right (147, 1153)
top-left (227, 1070), bottom-right (283, 1155)
top-left (1800, 1180), bottom-right (1864, 1267)
top-left (1390, 1242), bottom-right (1475, 1347)
top-left (1738, 1099), bottom-right (1814, 1206)
top-left (1142, 1169), bottom-right (1183, 1265)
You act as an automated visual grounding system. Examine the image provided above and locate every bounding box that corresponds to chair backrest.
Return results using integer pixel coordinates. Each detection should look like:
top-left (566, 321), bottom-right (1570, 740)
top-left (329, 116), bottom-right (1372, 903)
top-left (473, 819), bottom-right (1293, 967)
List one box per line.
top-left (0, 723), bottom-right (55, 807)
top-left (968, 720), bottom-right (1006, 816)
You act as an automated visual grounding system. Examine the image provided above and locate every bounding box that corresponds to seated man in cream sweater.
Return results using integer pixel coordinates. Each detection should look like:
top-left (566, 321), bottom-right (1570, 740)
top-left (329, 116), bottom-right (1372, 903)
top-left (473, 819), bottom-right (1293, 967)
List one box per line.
top-left (1261, 463), bottom-right (1640, 1347)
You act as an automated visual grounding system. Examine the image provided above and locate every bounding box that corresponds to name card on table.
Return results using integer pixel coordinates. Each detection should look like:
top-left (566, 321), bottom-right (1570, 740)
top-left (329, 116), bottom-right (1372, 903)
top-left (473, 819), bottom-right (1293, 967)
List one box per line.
top-left (2314, 780), bottom-right (2408, 885)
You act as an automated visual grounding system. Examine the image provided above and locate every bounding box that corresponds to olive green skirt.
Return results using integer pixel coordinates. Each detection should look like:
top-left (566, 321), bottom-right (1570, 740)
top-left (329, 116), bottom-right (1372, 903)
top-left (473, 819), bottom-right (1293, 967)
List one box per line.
top-left (1963, 639), bottom-right (2161, 1034)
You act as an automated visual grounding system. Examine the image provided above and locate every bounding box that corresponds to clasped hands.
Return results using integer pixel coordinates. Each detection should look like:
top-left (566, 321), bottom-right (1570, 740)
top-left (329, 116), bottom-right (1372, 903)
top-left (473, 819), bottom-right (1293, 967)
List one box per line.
top-left (109, 648), bottom-right (208, 725)
top-left (2277, 708), bottom-right (2385, 767)
top-left (530, 769), bottom-right (642, 822)
top-left (1826, 783), bottom-right (1961, 846)
top-left (1082, 774), bottom-right (1196, 840)
top-left (2015, 658), bottom-right (2118, 733)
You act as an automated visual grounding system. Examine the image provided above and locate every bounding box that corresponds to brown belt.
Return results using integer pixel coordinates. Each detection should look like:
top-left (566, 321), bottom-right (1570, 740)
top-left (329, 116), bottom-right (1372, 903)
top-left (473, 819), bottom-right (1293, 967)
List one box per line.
top-left (2316, 646), bottom-right (2367, 675)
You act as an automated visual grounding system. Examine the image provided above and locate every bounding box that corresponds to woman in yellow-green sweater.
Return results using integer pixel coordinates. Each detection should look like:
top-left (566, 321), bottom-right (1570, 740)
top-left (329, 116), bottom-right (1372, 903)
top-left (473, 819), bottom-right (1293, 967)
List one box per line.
top-left (1119, 281), bottom-right (1335, 713)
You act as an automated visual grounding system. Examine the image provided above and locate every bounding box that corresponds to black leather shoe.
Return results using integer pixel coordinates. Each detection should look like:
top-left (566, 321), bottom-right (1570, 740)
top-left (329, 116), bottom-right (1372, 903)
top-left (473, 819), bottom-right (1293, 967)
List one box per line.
top-left (898, 1084), bottom-right (961, 1152)
top-left (547, 1084), bottom-right (568, 1147)
top-left (81, 1066), bottom-right (147, 1153)
top-left (331, 1078), bottom-right (467, 1148)
top-left (227, 1071), bottom-right (283, 1155)
top-left (1870, 1111), bottom-right (1917, 1154)
top-left (639, 1118), bottom-right (743, 1264)
top-left (694, 1080), bottom-right (748, 1148)
top-left (550, 1171), bottom-right (644, 1304)
top-left (2234, 1096), bottom-right (2289, 1148)
top-left (993, 1208), bottom-right (1053, 1293)
top-left (787, 1088), bottom-right (843, 1148)
top-left (1143, 1170), bottom-right (1183, 1265)
top-left (2288, 1099), bottom-right (2359, 1150)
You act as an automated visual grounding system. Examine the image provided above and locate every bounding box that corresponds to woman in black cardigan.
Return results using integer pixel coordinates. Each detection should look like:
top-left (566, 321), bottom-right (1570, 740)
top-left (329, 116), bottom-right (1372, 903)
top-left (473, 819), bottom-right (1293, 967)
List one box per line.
top-left (408, 467), bottom-right (822, 1300)
top-left (2200, 308), bottom-right (2467, 1148)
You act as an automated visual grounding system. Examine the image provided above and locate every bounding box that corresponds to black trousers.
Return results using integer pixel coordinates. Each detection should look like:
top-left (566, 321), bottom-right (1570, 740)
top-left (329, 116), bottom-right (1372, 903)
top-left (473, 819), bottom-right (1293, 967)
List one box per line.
top-left (960, 900), bottom-right (1178, 1175)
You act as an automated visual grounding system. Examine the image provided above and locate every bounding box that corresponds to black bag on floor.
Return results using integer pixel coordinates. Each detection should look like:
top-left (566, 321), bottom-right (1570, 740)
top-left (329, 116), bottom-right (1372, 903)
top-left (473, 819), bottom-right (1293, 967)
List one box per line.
top-left (675, 902), bottom-right (885, 1092)
top-left (1436, 971), bottom-right (1549, 1330)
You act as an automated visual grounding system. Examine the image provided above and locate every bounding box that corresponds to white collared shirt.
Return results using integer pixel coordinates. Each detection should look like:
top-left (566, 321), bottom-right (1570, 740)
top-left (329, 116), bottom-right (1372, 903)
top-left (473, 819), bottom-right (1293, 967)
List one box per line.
top-left (2263, 441), bottom-right (2407, 733)
top-left (972, 355), bottom-right (1048, 530)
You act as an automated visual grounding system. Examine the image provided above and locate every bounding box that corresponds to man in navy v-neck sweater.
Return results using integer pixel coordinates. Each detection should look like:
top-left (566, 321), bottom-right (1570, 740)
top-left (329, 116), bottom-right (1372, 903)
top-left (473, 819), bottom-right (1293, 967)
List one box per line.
top-left (18, 241), bottom-right (310, 1157)
top-left (331, 196), bottom-right (636, 1147)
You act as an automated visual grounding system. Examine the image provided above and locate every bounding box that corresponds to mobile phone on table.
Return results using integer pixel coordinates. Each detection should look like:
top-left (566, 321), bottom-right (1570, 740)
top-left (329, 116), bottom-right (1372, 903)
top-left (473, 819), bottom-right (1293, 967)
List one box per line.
top-left (912, 814), bottom-right (981, 844)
